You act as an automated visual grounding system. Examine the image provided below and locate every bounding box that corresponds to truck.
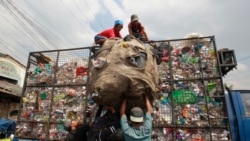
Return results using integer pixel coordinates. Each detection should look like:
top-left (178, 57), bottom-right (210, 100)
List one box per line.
top-left (11, 35), bottom-right (242, 141)
top-left (225, 89), bottom-right (250, 141)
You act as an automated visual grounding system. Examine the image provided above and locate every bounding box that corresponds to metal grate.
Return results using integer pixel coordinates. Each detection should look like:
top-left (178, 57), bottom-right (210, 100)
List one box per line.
top-left (16, 37), bottom-right (232, 140)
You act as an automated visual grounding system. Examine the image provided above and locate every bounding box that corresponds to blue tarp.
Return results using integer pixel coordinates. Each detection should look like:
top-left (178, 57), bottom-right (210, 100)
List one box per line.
top-left (0, 118), bottom-right (16, 137)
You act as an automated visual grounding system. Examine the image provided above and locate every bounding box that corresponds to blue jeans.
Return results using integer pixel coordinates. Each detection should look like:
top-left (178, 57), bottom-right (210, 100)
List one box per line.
top-left (94, 35), bottom-right (106, 44)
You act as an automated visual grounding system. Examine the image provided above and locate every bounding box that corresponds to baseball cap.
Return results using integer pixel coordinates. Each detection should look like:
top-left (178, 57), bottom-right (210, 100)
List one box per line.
top-left (114, 20), bottom-right (123, 26)
top-left (130, 107), bottom-right (144, 122)
top-left (131, 14), bottom-right (139, 22)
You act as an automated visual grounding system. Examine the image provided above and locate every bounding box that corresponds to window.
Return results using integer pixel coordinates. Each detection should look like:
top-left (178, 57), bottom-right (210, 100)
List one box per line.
top-left (240, 93), bottom-right (250, 116)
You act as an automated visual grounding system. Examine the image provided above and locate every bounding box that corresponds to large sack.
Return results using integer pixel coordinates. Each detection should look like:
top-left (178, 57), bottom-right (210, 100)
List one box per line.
top-left (89, 36), bottom-right (159, 111)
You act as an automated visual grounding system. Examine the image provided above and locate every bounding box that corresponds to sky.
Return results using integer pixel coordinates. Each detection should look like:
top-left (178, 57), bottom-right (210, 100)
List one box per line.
top-left (0, 0), bottom-right (249, 90)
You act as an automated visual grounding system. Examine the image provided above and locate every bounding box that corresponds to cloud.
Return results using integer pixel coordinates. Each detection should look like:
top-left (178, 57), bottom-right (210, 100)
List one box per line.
top-left (223, 62), bottom-right (250, 89)
top-left (0, 0), bottom-right (249, 89)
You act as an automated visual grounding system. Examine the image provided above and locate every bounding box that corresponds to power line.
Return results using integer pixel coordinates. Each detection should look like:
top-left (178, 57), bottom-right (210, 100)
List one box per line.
top-left (0, 39), bottom-right (26, 63)
top-left (72, 0), bottom-right (99, 31)
top-left (0, 27), bottom-right (32, 52)
top-left (24, 0), bottom-right (76, 47)
top-left (7, 0), bottom-right (59, 50)
top-left (60, 0), bottom-right (93, 36)
top-left (0, 38), bottom-right (27, 56)
top-left (0, 12), bottom-right (37, 46)
top-left (83, 0), bottom-right (105, 29)
top-left (1, 0), bottom-right (48, 50)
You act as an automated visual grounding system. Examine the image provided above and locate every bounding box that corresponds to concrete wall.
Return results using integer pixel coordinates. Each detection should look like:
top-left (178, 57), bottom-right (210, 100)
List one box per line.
top-left (0, 99), bottom-right (19, 121)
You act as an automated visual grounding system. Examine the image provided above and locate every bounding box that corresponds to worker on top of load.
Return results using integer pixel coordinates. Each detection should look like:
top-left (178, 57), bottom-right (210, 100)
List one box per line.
top-left (128, 14), bottom-right (149, 41)
top-left (94, 20), bottom-right (123, 46)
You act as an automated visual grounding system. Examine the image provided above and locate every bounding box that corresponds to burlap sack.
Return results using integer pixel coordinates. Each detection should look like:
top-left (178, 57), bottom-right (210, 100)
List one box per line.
top-left (89, 36), bottom-right (159, 111)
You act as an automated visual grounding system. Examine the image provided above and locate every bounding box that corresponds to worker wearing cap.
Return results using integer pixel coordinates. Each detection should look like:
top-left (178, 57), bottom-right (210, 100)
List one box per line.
top-left (120, 95), bottom-right (152, 141)
top-left (94, 20), bottom-right (123, 46)
top-left (128, 14), bottom-right (149, 41)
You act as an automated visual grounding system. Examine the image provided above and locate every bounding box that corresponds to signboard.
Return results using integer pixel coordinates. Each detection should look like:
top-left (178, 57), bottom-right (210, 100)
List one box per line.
top-left (0, 60), bottom-right (20, 81)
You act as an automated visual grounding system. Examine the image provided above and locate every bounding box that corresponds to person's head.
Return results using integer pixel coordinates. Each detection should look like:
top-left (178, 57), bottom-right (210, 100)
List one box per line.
top-left (114, 20), bottom-right (123, 31)
top-left (130, 107), bottom-right (144, 125)
top-left (131, 14), bottom-right (139, 23)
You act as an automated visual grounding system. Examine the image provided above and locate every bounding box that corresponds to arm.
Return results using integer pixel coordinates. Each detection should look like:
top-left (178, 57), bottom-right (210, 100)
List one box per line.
top-left (142, 30), bottom-right (149, 41)
top-left (120, 98), bottom-right (130, 132)
top-left (117, 32), bottom-right (123, 39)
top-left (120, 98), bottom-right (127, 117)
top-left (140, 24), bottom-right (149, 41)
top-left (128, 23), bottom-right (133, 36)
top-left (145, 96), bottom-right (152, 113)
top-left (144, 95), bottom-right (152, 130)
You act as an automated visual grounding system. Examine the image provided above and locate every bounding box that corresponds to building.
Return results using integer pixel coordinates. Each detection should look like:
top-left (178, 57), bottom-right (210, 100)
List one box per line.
top-left (0, 53), bottom-right (26, 121)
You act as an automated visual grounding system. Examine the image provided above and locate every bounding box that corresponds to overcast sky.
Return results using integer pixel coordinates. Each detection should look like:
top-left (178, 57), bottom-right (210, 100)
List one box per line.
top-left (0, 0), bottom-right (249, 90)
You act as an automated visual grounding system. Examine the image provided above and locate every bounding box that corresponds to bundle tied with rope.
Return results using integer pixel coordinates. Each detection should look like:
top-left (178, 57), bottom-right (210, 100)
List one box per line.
top-left (89, 35), bottom-right (159, 112)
